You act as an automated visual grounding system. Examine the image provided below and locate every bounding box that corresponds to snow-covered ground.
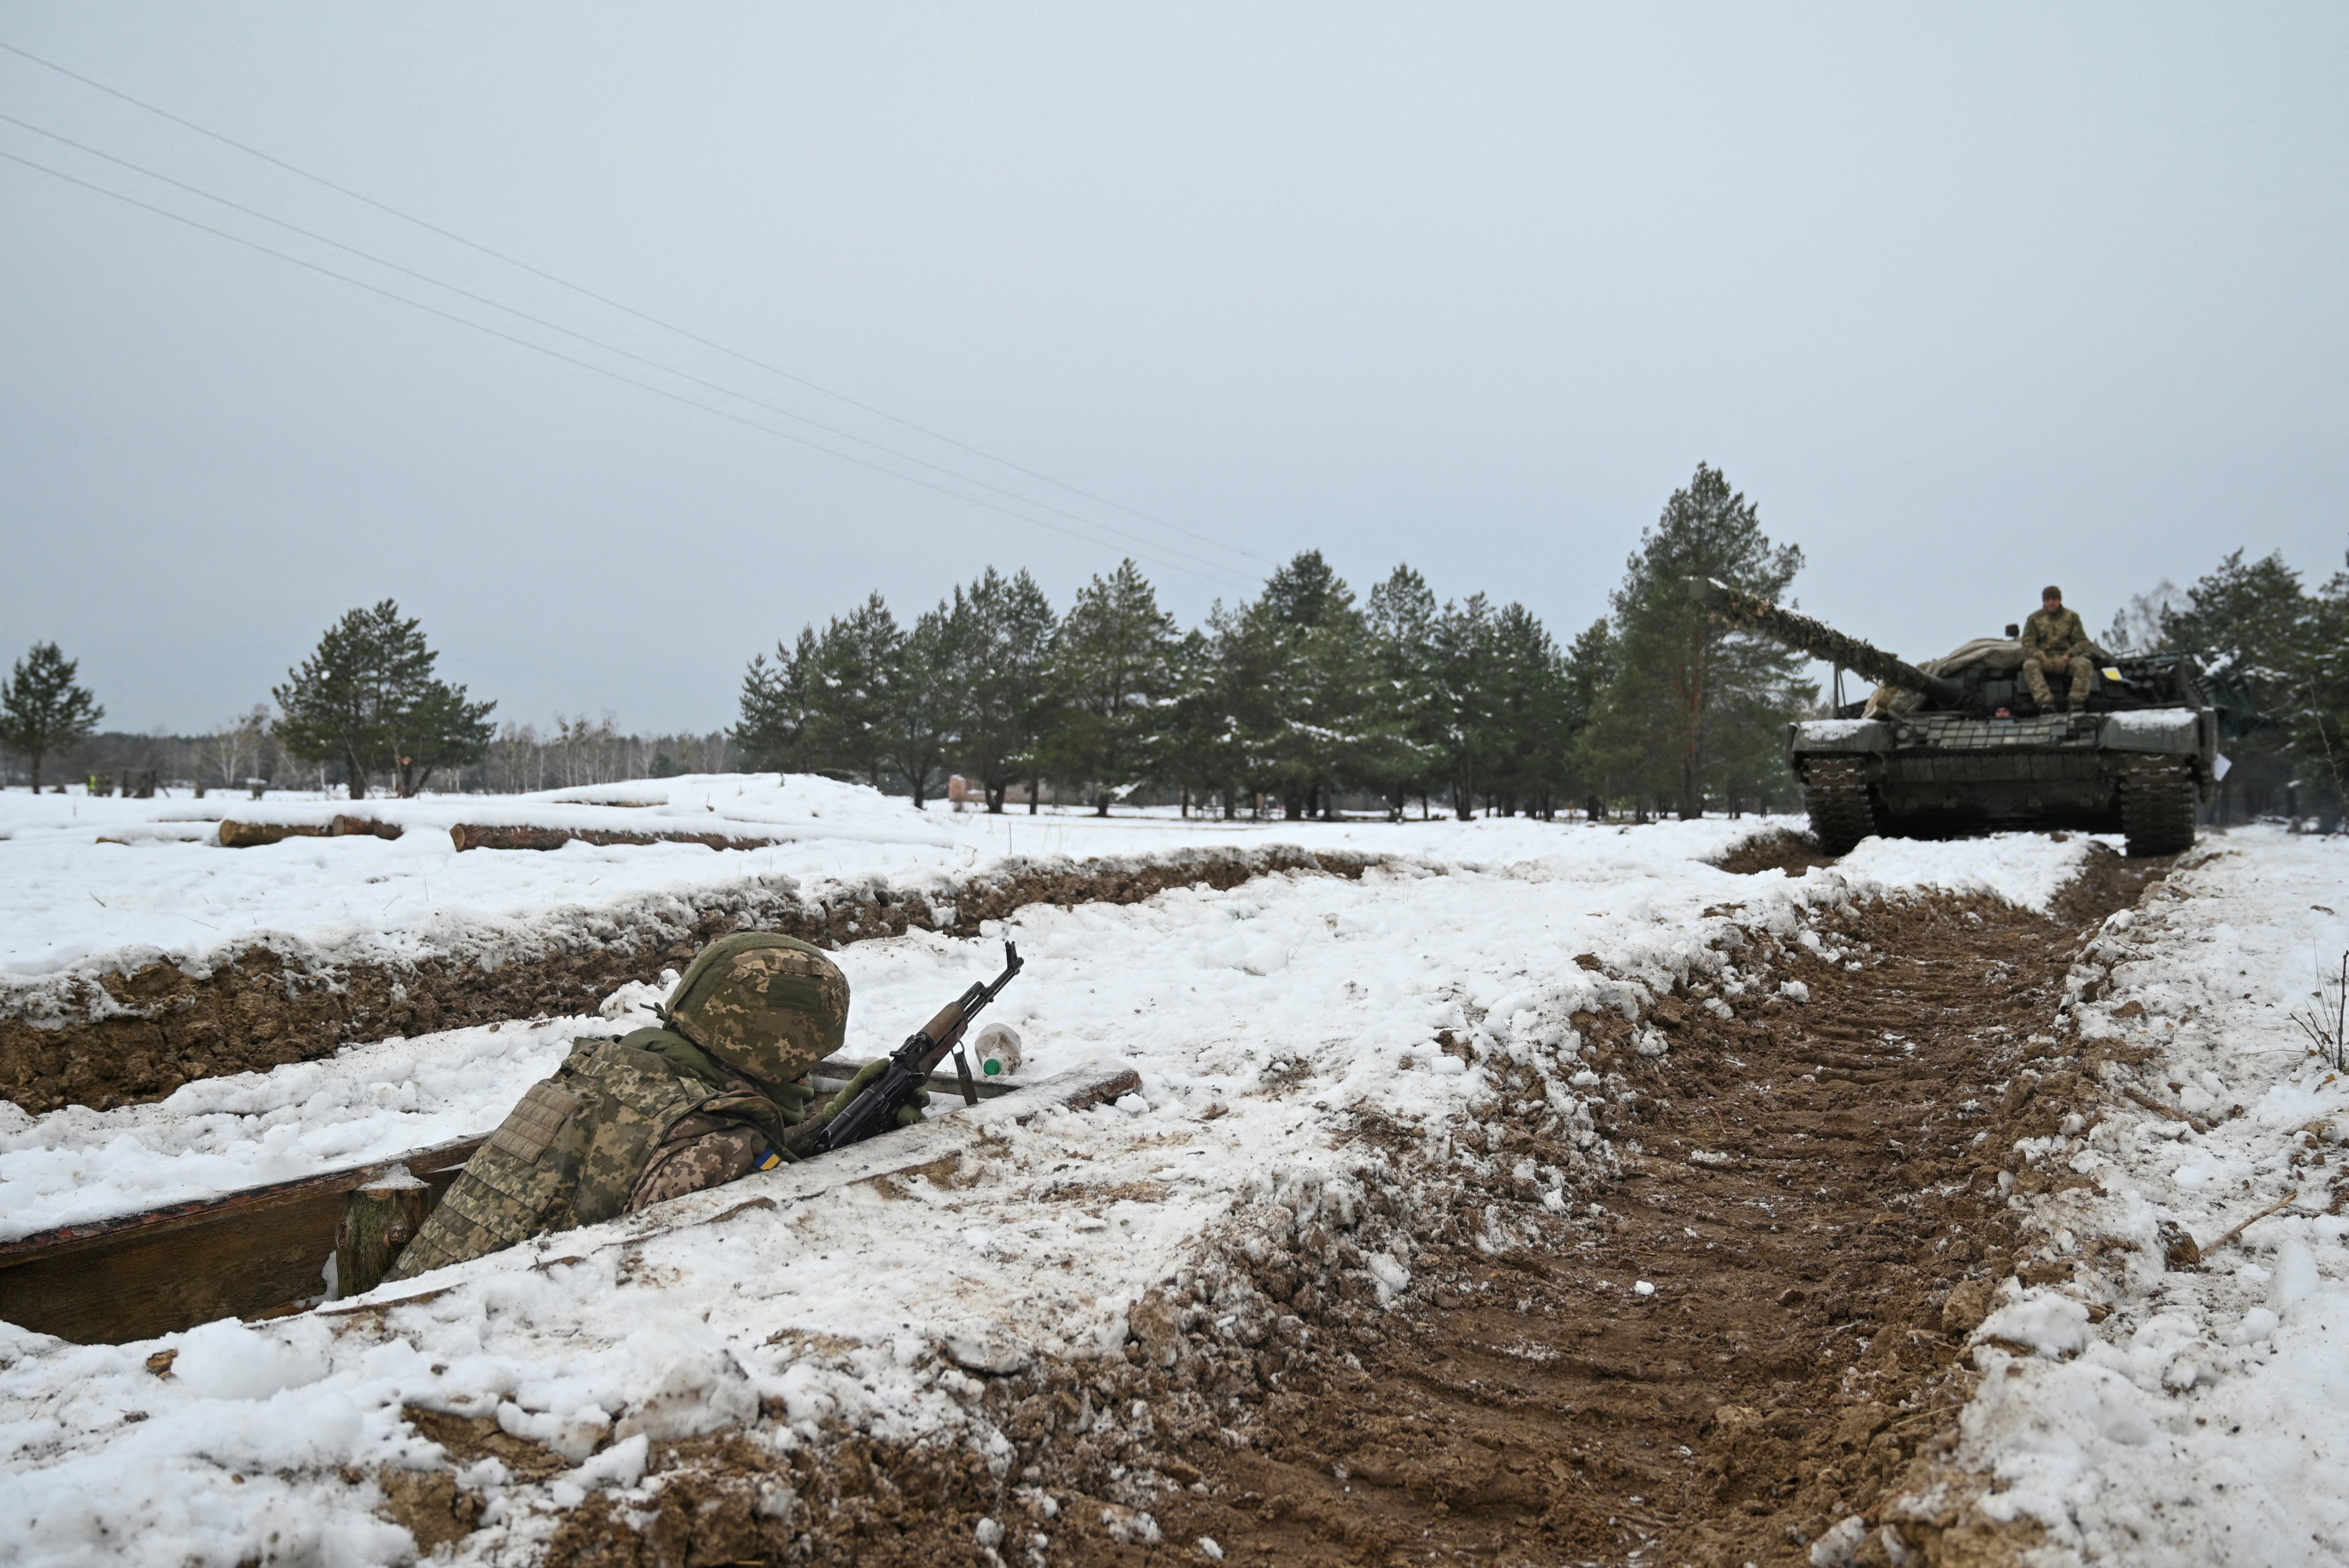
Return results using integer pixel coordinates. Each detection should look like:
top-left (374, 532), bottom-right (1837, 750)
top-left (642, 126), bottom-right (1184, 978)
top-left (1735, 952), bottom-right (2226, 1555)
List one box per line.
top-left (4, 774), bottom-right (1663, 987)
top-left (0, 815), bottom-right (2094, 1245)
top-left (1922, 827), bottom-right (2349, 1566)
top-left (0, 783), bottom-right (2113, 1567)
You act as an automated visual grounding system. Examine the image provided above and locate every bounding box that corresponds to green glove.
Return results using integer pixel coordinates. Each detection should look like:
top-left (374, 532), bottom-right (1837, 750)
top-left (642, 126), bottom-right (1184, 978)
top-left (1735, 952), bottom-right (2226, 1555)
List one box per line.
top-left (817, 1059), bottom-right (931, 1128)
top-left (778, 1064), bottom-right (929, 1159)
top-left (768, 1076), bottom-right (817, 1120)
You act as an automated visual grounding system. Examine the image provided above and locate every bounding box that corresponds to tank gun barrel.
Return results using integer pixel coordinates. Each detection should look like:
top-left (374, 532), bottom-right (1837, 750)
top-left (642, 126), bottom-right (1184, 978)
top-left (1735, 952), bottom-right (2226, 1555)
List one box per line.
top-left (1690, 579), bottom-right (1967, 706)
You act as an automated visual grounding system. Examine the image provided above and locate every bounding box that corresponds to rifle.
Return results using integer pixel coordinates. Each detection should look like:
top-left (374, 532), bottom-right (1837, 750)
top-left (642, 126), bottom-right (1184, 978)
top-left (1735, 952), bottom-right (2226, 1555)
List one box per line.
top-left (815, 941), bottom-right (1024, 1153)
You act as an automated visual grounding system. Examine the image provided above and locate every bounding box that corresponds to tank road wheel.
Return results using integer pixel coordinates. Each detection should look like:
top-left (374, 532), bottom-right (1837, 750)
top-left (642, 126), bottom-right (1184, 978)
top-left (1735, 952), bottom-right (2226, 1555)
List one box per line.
top-left (2121, 756), bottom-right (2198, 857)
top-left (1803, 758), bottom-right (1877, 856)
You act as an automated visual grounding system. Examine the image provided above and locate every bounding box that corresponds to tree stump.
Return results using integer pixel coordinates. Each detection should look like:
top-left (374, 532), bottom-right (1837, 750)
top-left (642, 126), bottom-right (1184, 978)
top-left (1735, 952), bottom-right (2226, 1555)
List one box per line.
top-left (336, 1165), bottom-right (432, 1298)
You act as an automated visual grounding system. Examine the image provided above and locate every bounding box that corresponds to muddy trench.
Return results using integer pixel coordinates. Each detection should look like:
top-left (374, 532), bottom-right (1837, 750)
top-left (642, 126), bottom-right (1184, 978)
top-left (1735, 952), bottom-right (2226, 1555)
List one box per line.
top-left (489, 841), bottom-right (2164, 1568)
top-left (1, 845), bottom-right (1378, 1117)
top-left (1144, 848), bottom-right (2165, 1568)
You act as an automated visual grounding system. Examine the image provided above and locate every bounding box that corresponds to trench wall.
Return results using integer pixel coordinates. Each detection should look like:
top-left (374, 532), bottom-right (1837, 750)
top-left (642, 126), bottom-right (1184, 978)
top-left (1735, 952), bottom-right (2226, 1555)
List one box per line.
top-left (1, 845), bottom-right (1381, 1115)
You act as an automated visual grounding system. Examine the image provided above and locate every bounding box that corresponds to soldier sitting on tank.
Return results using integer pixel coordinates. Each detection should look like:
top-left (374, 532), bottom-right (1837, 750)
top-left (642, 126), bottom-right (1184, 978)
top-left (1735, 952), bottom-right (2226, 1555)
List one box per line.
top-left (385, 933), bottom-right (922, 1281)
top-left (2020, 584), bottom-right (2094, 712)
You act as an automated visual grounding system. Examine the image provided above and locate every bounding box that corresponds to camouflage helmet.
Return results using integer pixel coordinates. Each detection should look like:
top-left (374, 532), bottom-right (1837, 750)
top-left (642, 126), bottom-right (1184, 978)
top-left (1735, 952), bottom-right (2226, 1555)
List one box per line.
top-left (663, 933), bottom-right (847, 1086)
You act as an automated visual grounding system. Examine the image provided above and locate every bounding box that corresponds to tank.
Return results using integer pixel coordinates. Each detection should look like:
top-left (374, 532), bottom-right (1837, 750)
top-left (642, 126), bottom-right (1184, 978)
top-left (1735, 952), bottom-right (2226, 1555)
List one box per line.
top-left (1694, 580), bottom-right (2222, 859)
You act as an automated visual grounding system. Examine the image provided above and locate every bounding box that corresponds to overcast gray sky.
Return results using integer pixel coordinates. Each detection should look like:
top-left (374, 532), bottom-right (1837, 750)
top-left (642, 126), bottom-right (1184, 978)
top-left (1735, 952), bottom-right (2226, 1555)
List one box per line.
top-left (3, 4), bottom-right (2343, 735)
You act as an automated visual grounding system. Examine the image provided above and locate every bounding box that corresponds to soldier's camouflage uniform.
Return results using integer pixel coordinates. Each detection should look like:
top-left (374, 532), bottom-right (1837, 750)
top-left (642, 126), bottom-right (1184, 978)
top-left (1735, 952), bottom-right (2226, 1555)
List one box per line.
top-left (385, 932), bottom-right (872, 1282)
top-left (2021, 604), bottom-right (2094, 708)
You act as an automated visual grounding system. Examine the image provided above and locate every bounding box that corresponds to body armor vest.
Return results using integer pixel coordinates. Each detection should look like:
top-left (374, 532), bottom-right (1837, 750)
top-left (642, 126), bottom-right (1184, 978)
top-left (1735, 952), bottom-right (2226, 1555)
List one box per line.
top-left (386, 1029), bottom-right (738, 1282)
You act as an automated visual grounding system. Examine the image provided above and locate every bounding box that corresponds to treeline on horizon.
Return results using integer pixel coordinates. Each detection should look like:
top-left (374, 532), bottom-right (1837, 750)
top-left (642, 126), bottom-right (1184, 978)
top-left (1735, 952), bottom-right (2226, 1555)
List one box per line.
top-left (733, 462), bottom-right (2349, 825)
top-left (735, 465), bottom-right (1818, 821)
top-left (7, 715), bottom-right (737, 801)
top-left (5, 463), bottom-right (2345, 822)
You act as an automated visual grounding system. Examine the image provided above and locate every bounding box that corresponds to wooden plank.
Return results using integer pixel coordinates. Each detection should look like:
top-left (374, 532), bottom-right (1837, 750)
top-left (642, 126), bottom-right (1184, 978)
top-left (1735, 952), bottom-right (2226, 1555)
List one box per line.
top-left (0, 1140), bottom-right (481, 1346)
top-left (0, 1138), bottom-right (485, 1267)
top-left (0, 1058), bottom-right (1084, 1345)
top-left (612, 1062), bottom-right (1142, 1244)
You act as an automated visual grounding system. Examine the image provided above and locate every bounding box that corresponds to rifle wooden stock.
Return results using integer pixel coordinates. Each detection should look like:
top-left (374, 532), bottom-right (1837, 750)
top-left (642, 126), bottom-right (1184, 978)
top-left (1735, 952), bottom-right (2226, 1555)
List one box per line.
top-left (917, 998), bottom-right (973, 1066)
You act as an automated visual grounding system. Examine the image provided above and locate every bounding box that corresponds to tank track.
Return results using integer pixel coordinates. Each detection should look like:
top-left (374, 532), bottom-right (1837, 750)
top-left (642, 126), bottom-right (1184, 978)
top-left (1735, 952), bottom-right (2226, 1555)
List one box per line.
top-left (2121, 756), bottom-right (2198, 857)
top-left (1803, 758), bottom-right (1878, 856)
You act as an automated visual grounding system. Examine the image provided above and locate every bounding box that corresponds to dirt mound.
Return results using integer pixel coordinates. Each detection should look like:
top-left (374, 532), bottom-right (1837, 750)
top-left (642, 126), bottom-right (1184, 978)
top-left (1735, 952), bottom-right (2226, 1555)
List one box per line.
top-left (1, 845), bottom-right (1380, 1115)
top-left (500, 856), bottom-right (2166, 1567)
top-left (1715, 828), bottom-right (1838, 877)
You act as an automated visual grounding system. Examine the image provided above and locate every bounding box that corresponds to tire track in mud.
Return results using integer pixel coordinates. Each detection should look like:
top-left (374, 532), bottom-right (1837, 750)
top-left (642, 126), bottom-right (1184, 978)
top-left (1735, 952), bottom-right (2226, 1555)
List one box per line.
top-left (1136, 843), bottom-right (2165, 1568)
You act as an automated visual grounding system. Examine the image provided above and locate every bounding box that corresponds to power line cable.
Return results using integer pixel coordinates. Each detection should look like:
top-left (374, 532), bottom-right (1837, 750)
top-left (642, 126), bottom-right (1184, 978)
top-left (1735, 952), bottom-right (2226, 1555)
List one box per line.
top-left (0, 36), bottom-right (1273, 571)
top-left (0, 107), bottom-right (1255, 585)
top-left (0, 145), bottom-right (1248, 591)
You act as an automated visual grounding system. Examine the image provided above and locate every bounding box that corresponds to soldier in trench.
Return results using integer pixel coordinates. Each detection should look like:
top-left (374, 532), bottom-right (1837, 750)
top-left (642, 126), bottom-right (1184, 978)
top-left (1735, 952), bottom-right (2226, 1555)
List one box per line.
top-left (385, 933), bottom-right (921, 1280)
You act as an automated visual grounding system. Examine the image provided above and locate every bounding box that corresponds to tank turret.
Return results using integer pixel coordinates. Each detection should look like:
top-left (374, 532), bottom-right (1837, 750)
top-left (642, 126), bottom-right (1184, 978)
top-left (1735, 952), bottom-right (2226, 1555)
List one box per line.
top-left (1692, 579), bottom-right (1966, 707)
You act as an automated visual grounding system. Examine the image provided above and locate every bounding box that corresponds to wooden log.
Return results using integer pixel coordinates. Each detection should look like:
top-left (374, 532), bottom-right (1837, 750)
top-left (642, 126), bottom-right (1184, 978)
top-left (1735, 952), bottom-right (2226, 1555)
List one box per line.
top-left (326, 815), bottom-right (404, 841)
top-left (448, 824), bottom-right (779, 853)
top-left (335, 1165), bottom-right (432, 1297)
top-left (448, 823), bottom-right (573, 852)
top-left (216, 820), bottom-right (329, 848)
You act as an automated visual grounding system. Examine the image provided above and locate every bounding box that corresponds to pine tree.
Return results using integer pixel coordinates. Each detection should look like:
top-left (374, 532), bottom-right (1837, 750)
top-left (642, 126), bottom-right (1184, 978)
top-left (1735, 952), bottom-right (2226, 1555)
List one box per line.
top-left (1042, 561), bottom-right (1178, 814)
top-left (1363, 565), bottom-right (1441, 818)
top-left (952, 568), bottom-right (1057, 812)
top-left (273, 602), bottom-right (494, 798)
top-left (1427, 593), bottom-right (1499, 818)
top-left (1248, 551), bottom-right (1371, 818)
top-left (391, 680), bottom-right (498, 797)
top-left (2301, 553), bottom-right (2349, 823)
top-left (1485, 603), bottom-right (1570, 817)
top-left (2157, 550), bottom-right (2310, 671)
top-left (1154, 625), bottom-right (1224, 815)
top-left (885, 602), bottom-right (963, 809)
top-left (1564, 619), bottom-right (1616, 818)
top-left (2156, 549), bottom-right (2313, 821)
top-left (807, 594), bottom-right (905, 790)
top-left (1159, 602), bottom-right (1275, 819)
top-left (0, 642), bottom-right (103, 791)
top-left (1587, 464), bottom-right (1810, 819)
top-left (734, 626), bottom-right (823, 773)
top-left (274, 606), bottom-right (388, 797)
